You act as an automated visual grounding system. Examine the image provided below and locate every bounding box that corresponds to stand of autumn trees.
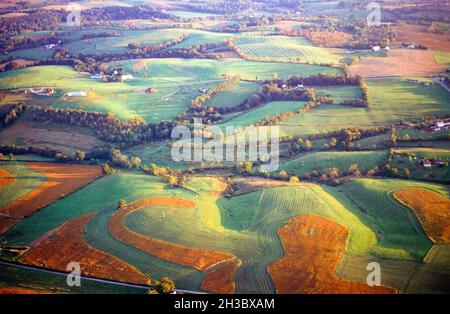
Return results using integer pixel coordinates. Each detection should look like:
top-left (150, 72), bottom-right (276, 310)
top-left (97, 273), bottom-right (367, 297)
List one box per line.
top-left (30, 106), bottom-right (176, 148)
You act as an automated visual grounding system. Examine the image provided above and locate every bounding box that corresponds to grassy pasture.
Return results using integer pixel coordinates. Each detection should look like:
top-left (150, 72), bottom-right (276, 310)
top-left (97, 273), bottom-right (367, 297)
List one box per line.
top-left (280, 150), bottom-right (388, 177)
top-left (232, 35), bottom-right (340, 64)
top-left (329, 178), bottom-right (449, 261)
top-left (278, 77), bottom-right (450, 138)
top-left (0, 60), bottom-right (339, 122)
top-left (220, 101), bottom-right (307, 129)
top-left (206, 81), bottom-right (261, 109)
top-left (336, 253), bottom-right (450, 293)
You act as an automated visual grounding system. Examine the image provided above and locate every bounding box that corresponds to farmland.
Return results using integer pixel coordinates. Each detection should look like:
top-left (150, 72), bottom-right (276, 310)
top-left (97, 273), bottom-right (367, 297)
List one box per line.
top-left (231, 36), bottom-right (341, 64)
top-left (0, 0), bottom-right (449, 296)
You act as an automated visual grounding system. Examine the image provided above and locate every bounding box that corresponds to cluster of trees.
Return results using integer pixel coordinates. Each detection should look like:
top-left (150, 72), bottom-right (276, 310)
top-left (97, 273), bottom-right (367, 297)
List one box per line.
top-left (290, 138), bottom-right (313, 153)
top-left (427, 22), bottom-right (450, 35)
top-left (283, 29), bottom-right (353, 47)
top-left (341, 99), bottom-right (368, 108)
top-left (0, 9), bottom-right (64, 40)
top-left (177, 76), bottom-right (241, 124)
top-left (30, 106), bottom-right (176, 148)
top-left (282, 74), bottom-right (362, 87)
top-left (0, 32), bottom-right (61, 53)
top-left (1, 103), bottom-right (27, 127)
top-left (79, 5), bottom-right (174, 25)
top-left (81, 32), bottom-right (121, 40)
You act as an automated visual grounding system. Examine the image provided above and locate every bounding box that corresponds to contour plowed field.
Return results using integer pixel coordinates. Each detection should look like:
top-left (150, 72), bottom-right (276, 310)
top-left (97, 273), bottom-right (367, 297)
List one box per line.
top-left (268, 214), bottom-right (395, 294)
top-left (21, 214), bottom-right (149, 284)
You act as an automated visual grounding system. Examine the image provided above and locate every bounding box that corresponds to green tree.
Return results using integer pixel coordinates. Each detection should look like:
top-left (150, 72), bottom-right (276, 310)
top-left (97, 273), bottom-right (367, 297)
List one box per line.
top-left (179, 176), bottom-right (187, 187)
top-left (403, 168), bottom-right (410, 178)
top-left (155, 277), bottom-right (175, 294)
top-left (74, 150), bottom-right (85, 161)
top-left (289, 176), bottom-right (300, 183)
top-left (118, 199), bottom-right (127, 209)
top-left (8, 153), bottom-right (14, 161)
top-left (304, 140), bottom-right (312, 151)
top-left (244, 161), bottom-right (253, 173)
top-left (278, 170), bottom-right (288, 179)
top-left (131, 156), bottom-right (142, 168)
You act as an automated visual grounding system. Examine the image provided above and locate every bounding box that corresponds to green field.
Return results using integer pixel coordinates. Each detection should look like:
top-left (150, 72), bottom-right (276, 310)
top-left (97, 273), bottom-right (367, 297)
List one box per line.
top-left (0, 61), bottom-right (340, 122)
top-left (278, 77), bottom-right (450, 137)
top-left (0, 162), bottom-right (46, 209)
top-left (0, 264), bottom-right (144, 294)
top-left (9, 28), bottom-right (235, 60)
top-left (232, 35), bottom-right (341, 64)
top-left (206, 81), bottom-right (261, 109)
top-left (220, 101), bottom-right (307, 129)
top-left (328, 178), bottom-right (448, 261)
top-left (280, 151), bottom-right (388, 177)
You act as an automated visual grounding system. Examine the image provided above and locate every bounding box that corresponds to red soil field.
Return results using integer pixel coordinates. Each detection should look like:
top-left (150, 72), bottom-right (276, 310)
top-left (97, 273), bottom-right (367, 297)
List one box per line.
top-left (110, 197), bottom-right (236, 272)
top-left (393, 25), bottom-right (450, 53)
top-left (0, 162), bottom-right (102, 219)
top-left (201, 258), bottom-right (242, 294)
top-left (0, 168), bottom-right (16, 187)
top-left (268, 214), bottom-right (395, 294)
top-left (393, 189), bottom-right (450, 243)
top-left (22, 214), bottom-right (149, 285)
top-left (349, 49), bottom-right (445, 78)
top-left (0, 287), bottom-right (42, 294)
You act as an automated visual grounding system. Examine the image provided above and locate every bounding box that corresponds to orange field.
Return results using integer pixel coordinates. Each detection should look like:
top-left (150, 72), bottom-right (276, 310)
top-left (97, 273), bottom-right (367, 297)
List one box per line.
top-left (393, 25), bottom-right (450, 53)
top-left (394, 189), bottom-right (450, 243)
top-left (0, 287), bottom-right (42, 294)
top-left (0, 162), bottom-right (102, 219)
top-left (22, 214), bottom-right (149, 285)
top-left (0, 168), bottom-right (16, 187)
top-left (349, 49), bottom-right (445, 78)
top-left (110, 197), bottom-right (236, 272)
top-left (268, 214), bottom-right (394, 294)
top-left (201, 259), bottom-right (242, 294)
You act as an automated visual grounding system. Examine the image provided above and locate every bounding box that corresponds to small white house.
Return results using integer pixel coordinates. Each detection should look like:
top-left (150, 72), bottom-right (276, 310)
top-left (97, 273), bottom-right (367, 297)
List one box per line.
top-left (436, 121), bottom-right (445, 128)
top-left (45, 44), bottom-right (57, 50)
top-left (372, 46), bottom-right (381, 52)
top-left (67, 92), bottom-right (87, 97)
top-left (90, 74), bottom-right (104, 80)
top-left (384, 47), bottom-right (390, 51)
top-left (120, 74), bottom-right (134, 81)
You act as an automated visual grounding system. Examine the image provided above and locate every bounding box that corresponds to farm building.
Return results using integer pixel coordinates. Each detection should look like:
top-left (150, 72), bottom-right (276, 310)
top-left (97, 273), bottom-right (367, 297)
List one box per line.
top-left (67, 92), bottom-right (87, 97)
top-left (28, 88), bottom-right (54, 96)
top-left (421, 159), bottom-right (432, 168)
top-left (145, 87), bottom-right (156, 94)
top-left (372, 46), bottom-right (381, 52)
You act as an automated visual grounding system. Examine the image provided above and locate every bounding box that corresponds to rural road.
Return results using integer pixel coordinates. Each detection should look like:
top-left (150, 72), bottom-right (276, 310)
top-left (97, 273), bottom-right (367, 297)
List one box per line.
top-left (0, 260), bottom-right (207, 294)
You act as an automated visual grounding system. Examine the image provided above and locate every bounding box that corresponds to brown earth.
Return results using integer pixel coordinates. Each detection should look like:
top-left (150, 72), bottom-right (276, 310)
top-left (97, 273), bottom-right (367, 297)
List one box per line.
top-left (0, 168), bottom-right (16, 187)
top-left (21, 214), bottom-right (149, 284)
top-left (349, 49), bottom-right (445, 78)
top-left (109, 197), bottom-right (236, 272)
top-left (393, 25), bottom-right (450, 53)
top-left (0, 162), bottom-right (102, 233)
top-left (0, 114), bottom-right (105, 154)
top-left (201, 258), bottom-right (242, 294)
top-left (393, 189), bottom-right (450, 243)
top-left (0, 287), bottom-right (42, 294)
top-left (268, 214), bottom-right (395, 294)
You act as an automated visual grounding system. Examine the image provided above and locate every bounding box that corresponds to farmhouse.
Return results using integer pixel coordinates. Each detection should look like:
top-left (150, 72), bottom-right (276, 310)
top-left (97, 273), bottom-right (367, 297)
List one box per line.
top-left (199, 87), bottom-right (209, 94)
top-left (421, 159), bottom-right (432, 168)
top-left (28, 88), bottom-right (54, 96)
top-left (67, 92), bottom-right (87, 97)
top-left (372, 46), bottom-right (381, 52)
